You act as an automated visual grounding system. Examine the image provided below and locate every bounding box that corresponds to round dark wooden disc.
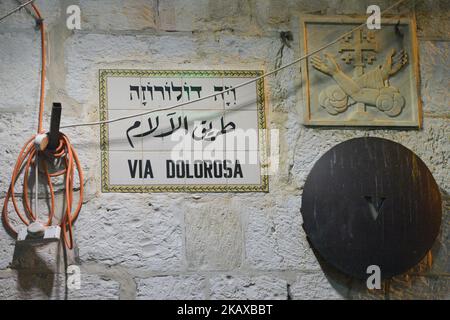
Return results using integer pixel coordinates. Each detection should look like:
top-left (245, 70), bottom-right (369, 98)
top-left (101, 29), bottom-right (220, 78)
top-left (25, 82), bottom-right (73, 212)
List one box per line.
top-left (301, 137), bottom-right (442, 279)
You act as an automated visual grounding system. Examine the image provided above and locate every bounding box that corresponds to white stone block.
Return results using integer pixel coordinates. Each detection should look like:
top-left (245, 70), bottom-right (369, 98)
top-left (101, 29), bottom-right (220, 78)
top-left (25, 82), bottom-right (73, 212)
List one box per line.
top-left (210, 275), bottom-right (287, 300)
top-left (137, 275), bottom-right (205, 299)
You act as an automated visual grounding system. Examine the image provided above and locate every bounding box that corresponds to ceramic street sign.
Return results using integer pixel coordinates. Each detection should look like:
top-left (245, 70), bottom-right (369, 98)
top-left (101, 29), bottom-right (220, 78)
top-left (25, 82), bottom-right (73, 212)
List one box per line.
top-left (99, 69), bottom-right (268, 193)
top-left (301, 137), bottom-right (442, 279)
top-left (300, 16), bottom-right (422, 127)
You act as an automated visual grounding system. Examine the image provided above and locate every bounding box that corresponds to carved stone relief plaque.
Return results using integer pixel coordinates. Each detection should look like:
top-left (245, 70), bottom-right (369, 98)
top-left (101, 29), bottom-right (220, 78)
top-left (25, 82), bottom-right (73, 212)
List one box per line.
top-left (300, 16), bottom-right (422, 127)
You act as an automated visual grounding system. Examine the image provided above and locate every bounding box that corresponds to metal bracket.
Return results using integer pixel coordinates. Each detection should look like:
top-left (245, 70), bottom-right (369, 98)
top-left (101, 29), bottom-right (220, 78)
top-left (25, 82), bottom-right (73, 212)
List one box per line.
top-left (47, 102), bottom-right (62, 150)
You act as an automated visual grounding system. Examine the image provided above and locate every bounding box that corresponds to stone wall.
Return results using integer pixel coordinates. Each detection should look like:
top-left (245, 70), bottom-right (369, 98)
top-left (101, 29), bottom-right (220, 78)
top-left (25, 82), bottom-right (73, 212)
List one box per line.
top-left (0, 0), bottom-right (448, 300)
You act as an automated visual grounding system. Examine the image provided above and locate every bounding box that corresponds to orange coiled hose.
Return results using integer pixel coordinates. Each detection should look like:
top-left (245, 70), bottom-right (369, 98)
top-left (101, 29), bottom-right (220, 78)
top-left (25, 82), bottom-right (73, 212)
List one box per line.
top-left (1, 3), bottom-right (83, 249)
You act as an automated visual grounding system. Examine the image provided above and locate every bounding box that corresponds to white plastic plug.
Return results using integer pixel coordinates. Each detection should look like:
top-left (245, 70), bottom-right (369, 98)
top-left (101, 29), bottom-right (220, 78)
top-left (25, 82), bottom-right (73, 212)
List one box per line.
top-left (34, 133), bottom-right (49, 151)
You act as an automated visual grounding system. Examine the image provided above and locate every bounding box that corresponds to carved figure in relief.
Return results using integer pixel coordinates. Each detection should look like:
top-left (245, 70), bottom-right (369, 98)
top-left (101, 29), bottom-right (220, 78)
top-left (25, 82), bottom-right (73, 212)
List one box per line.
top-left (311, 29), bottom-right (408, 117)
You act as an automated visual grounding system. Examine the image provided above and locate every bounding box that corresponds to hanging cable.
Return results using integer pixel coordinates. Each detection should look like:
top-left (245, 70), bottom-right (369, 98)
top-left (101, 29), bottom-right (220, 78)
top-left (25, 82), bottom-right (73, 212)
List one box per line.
top-left (60, 0), bottom-right (410, 129)
top-left (1, 2), bottom-right (83, 250)
top-left (0, 0), bottom-right (36, 23)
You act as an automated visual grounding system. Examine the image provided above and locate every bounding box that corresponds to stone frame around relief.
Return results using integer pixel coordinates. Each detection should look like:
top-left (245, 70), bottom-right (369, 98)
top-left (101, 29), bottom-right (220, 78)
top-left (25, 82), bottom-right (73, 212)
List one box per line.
top-left (299, 15), bottom-right (422, 127)
top-left (98, 69), bottom-right (269, 193)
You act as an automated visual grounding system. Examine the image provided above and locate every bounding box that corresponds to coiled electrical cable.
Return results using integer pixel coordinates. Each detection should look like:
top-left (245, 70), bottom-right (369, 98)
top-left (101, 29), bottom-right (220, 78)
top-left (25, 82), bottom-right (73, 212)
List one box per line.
top-left (1, 3), bottom-right (83, 249)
